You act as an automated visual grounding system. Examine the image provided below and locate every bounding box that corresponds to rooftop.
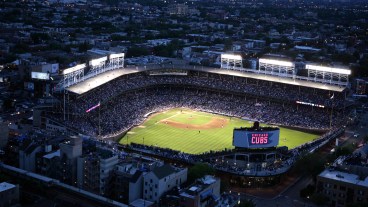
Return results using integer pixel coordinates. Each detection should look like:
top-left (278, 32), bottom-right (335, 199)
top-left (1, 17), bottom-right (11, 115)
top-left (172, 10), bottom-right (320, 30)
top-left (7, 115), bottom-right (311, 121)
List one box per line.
top-left (129, 199), bottom-right (154, 207)
top-left (180, 175), bottom-right (219, 198)
top-left (0, 182), bottom-right (16, 192)
top-left (319, 169), bottom-right (368, 187)
top-left (43, 149), bottom-right (60, 159)
top-left (66, 68), bottom-right (138, 95)
top-left (152, 164), bottom-right (177, 180)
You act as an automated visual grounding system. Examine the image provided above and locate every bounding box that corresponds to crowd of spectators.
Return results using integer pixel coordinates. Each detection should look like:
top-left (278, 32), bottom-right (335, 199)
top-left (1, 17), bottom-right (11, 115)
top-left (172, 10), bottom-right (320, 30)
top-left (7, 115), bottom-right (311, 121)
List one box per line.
top-left (68, 72), bottom-right (346, 117)
top-left (55, 86), bottom-right (345, 137)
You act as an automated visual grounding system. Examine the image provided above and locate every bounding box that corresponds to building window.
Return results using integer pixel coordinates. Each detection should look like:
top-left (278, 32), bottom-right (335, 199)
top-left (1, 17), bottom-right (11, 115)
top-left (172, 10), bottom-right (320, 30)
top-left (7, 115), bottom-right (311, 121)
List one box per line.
top-left (155, 184), bottom-right (157, 188)
top-left (340, 186), bottom-right (346, 191)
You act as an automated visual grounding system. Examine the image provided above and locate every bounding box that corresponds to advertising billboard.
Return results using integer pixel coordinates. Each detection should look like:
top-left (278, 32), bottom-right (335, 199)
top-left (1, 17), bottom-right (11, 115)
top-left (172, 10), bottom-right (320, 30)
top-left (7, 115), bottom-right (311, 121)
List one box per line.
top-left (233, 128), bottom-right (280, 148)
top-left (31, 72), bottom-right (50, 80)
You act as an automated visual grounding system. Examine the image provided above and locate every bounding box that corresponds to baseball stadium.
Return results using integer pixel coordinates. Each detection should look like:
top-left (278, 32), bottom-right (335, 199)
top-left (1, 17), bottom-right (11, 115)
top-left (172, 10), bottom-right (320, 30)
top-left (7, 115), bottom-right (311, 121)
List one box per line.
top-left (42, 53), bottom-right (348, 187)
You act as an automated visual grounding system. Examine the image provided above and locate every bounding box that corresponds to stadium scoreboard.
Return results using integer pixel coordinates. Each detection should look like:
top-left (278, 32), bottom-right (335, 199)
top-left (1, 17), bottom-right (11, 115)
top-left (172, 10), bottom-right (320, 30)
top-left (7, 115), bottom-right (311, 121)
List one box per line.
top-left (233, 124), bottom-right (280, 148)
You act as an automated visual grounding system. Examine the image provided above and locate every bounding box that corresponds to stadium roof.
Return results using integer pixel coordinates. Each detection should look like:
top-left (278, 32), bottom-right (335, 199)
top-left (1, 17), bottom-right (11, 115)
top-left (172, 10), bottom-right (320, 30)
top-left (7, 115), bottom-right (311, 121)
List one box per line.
top-left (204, 68), bottom-right (345, 92)
top-left (66, 68), bottom-right (139, 94)
top-left (65, 65), bottom-right (345, 95)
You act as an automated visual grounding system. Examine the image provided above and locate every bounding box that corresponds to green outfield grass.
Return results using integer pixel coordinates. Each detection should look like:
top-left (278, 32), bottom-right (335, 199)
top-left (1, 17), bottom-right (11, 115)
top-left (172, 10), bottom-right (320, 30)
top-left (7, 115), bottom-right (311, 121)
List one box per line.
top-left (119, 108), bottom-right (320, 154)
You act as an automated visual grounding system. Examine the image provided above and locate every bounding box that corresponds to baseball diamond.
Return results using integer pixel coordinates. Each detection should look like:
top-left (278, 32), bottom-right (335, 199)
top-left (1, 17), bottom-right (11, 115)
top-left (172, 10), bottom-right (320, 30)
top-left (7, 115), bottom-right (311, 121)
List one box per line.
top-left (119, 108), bottom-right (319, 154)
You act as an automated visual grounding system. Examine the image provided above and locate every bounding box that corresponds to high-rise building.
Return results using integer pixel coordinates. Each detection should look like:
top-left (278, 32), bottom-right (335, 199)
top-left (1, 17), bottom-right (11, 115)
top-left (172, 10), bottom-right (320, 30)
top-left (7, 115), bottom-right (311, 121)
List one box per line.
top-left (19, 141), bottom-right (42, 172)
top-left (113, 162), bottom-right (144, 204)
top-left (0, 118), bottom-right (9, 149)
top-left (355, 79), bottom-right (367, 95)
top-left (77, 148), bottom-right (119, 196)
top-left (59, 136), bottom-right (82, 186)
top-left (113, 156), bottom-right (163, 204)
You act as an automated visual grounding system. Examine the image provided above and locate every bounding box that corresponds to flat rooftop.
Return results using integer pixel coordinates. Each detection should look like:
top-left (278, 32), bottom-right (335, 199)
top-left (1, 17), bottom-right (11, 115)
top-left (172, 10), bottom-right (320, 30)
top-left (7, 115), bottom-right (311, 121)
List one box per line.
top-left (129, 199), bottom-right (154, 207)
top-left (43, 149), bottom-right (60, 159)
top-left (66, 65), bottom-right (345, 95)
top-left (0, 182), bottom-right (16, 192)
top-left (319, 169), bottom-right (368, 187)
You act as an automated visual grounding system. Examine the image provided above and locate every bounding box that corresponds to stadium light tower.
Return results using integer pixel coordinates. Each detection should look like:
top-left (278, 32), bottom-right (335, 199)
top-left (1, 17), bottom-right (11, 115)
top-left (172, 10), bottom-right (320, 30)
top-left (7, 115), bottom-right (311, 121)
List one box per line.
top-left (221, 54), bottom-right (243, 70)
top-left (258, 58), bottom-right (295, 75)
top-left (306, 64), bottom-right (351, 86)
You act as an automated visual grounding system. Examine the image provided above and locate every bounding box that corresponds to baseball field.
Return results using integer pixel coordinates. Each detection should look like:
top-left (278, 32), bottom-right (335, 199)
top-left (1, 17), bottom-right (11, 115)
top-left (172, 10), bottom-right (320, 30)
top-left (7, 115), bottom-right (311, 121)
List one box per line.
top-left (119, 108), bottom-right (319, 154)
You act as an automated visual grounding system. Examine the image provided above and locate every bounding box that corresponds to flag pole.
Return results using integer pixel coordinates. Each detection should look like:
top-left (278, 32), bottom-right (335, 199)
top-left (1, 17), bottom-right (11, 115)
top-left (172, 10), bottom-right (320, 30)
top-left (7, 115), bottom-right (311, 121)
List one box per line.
top-left (329, 93), bottom-right (334, 129)
top-left (99, 101), bottom-right (101, 136)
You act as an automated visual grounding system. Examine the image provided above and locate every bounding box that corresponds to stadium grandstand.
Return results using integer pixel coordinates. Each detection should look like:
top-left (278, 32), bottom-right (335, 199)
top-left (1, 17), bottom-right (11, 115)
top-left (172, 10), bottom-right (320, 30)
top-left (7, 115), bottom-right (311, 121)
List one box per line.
top-left (46, 53), bottom-right (353, 138)
top-left (36, 53), bottom-right (352, 186)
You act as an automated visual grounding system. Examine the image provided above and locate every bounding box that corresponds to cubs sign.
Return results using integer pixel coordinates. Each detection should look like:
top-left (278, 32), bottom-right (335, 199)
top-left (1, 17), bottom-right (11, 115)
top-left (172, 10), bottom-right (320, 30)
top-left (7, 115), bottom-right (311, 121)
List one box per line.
top-left (233, 128), bottom-right (280, 148)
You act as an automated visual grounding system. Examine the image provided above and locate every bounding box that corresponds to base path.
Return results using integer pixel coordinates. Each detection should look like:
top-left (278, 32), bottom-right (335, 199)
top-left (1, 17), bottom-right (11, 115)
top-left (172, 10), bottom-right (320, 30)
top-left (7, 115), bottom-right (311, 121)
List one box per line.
top-left (161, 117), bottom-right (229, 130)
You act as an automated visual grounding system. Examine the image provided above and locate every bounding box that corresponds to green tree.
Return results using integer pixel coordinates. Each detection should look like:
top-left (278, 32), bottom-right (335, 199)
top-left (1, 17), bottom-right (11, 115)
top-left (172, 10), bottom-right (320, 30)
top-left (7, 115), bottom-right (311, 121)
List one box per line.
top-left (300, 184), bottom-right (315, 198)
top-left (187, 163), bottom-right (215, 183)
top-left (31, 33), bottom-right (50, 44)
top-left (311, 193), bottom-right (329, 206)
top-left (0, 173), bottom-right (10, 182)
top-left (293, 153), bottom-right (325, 178)
top-left (78, 42), bottom-right (91, 53)
top-left (126, 46), bottom-right (149, 58)
top-left (11, 43), bottom-right (29, 53)
top-left (224, 39), bottom-right (233, 51)
top-left (334, 145), bottom-right (354, 157)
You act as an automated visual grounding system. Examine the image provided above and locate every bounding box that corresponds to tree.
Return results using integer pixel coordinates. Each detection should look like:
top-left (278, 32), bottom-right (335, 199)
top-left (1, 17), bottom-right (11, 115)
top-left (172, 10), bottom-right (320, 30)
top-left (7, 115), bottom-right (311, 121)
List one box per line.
top-left (311, 194), bottom-right (329, 206)
top-left (300, 184), bottom-right (315, 198)
top-left (31, 33), bottom-right (50, 44)
top-left (78, 42), bottom-right (91, 53)
top-left (0, 173), bottom-right (10, 183)
top-left (187, 163), bottom-right (215, 183)
top-left (334, 145), bottom-right (354, 157)
top-left (293, 153), bottom-right (325, 178)
top-left (224, 39), bottom-right (233, 51)
top-left (126, 47), bottom-right (150, 58)
top-left (152, 40), bottom-right (184, 58)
